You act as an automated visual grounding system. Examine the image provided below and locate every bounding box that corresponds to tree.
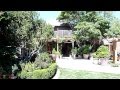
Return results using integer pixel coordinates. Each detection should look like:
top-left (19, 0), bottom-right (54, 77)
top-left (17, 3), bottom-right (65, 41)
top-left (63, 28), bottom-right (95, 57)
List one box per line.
top-left (32, 19), bottom-right (53, 52)
top-left (0, 11), bottom-right (37, 75)
top-left (57, 11), bottom-right (111, 36)
top-left (98, 11), bottom-right (114, 21)
top-left (105, 19), bottom-right (120, 38)
top-left (57, 11), bottom-right (112, 51)
top-left (0, 11), bottom-right (53, 76)
top-left (95, 17), bottom-right (110, 37)
top-left (74, 21), bottom-right (102, 48)
top-left (57, 11), bottom-right (100, 27)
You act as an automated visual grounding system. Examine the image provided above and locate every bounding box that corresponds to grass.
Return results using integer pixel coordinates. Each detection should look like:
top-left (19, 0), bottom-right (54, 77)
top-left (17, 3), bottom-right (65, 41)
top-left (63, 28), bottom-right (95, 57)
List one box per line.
top-left (58, 68), bottom-right (120, 79)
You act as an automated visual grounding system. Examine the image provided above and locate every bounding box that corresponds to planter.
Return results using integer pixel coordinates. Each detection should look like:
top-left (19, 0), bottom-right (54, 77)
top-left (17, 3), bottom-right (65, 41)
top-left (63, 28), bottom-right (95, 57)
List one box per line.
top-left (98, 58), bottom-right (108, 65)
top-left (83, 54), bottom-right (89, 59)
top-left (51, 54), bottom-right (56, 61)
top-left (77, 55), bottom-right (82, 59)
top-left (93, 58), bottom-right (99, 64)
top-left (72, 54), bottom-right (76, 59)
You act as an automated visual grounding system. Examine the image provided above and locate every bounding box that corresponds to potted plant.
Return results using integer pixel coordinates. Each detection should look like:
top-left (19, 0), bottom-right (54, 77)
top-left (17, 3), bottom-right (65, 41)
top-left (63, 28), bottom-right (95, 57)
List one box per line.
top-left (51, 48), bottom-right (57, 61)
top-left (77, 48), bottom-right (82, 59)
top-left (71, 47), bottom-right (77, 59)
top-left (82, 45), bottom-right (90, 59)
top-left (94, 45), bottom-right (110, 65)
top-left (55, 51), bottom-right (62, 59)
top-left (92, 52), bottom-right (99, 64)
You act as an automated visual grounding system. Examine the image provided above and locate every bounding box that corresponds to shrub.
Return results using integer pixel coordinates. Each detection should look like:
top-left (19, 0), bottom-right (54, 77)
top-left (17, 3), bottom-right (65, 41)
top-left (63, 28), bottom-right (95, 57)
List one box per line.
top-left (52, 48), bottom-right (57, 54)
top-left (34, 52), bottom-right (52, 69)
top-left (77, 48), bottom-right (82, 55)
top-left (92, 52), bottom-right (98, 58)
top-left (94, 45), bottom-right (110, 58)
top-left (18, 63), bottom-right (57, 79)
top-left (55, 51), bottom-right (61, 56)
top-left (82, 45), bottom-right (91, 54)
top-left (71, 47), bottom-right (77, 55)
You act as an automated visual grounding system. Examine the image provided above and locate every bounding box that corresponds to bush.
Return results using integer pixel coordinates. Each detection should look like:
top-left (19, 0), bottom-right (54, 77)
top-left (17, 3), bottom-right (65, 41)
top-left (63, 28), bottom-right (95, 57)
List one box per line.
top-left (18, 63), bottom-right (57, 79)
top-left (82, 45), bottom-right (91, 54)
top-left (94, 45), bottom-right (110, 58)
top-left (52, 48), bottom-right (57, 54)
top-left (77, 48), bottom-right (82, 55)
top-left (34, 52), bottom-right (53, 69)
top-left (92, 53), bottom-right (97, 58)
top-left (71, 47), bottom-right (77, 55)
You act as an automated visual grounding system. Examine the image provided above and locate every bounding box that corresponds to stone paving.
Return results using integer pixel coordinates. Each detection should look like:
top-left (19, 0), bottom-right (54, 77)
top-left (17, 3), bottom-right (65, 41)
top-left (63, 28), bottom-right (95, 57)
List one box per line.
top-left (56, 57), bottom-right (120, 74)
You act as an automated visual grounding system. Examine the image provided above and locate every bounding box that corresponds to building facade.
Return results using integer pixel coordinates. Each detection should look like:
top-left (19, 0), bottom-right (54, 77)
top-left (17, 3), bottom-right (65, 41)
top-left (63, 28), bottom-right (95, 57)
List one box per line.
top-left (47, 23), bottom-right (75, 57)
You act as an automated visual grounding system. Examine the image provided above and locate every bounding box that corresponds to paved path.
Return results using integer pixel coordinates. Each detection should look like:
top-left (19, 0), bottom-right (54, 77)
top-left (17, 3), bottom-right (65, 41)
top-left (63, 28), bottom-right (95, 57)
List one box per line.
top-left (56, 57), bottom-right (120, 74)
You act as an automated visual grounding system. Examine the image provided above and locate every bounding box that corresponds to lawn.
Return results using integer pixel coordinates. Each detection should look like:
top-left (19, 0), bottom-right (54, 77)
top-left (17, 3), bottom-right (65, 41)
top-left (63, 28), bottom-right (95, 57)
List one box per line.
top-left (58, 68), bottom-right (120, 79)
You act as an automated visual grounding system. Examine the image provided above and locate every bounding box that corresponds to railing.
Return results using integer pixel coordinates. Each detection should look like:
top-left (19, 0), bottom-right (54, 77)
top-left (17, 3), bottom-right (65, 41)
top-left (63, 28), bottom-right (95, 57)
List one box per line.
top-left (54, 30), bottom-right (72, 38)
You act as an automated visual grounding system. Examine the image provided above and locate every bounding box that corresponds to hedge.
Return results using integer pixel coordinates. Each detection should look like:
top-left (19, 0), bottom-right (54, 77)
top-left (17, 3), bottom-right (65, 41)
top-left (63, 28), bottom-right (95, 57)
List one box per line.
top-left (18, 63), bottom-right (57, 79)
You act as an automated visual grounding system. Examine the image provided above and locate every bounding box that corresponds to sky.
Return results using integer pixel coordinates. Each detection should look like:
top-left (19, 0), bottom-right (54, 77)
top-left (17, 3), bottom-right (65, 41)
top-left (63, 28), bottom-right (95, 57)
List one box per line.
top-left (38, 11), bottom-right (120, 26)
top-left (113, 11), bottom-right (120, 18)
top-left (38, 11), bottom-right (61, 26)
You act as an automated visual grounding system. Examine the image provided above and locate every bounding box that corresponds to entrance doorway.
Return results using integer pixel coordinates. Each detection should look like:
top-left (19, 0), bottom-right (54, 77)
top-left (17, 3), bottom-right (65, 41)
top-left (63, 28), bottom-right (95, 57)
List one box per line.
top-left (62, 42), bottom-right (72, 57)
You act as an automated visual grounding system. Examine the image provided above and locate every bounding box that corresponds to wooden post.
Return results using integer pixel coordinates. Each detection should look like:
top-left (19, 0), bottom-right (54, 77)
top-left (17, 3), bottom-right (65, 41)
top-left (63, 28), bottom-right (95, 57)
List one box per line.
top-left (57, 41), bottom-right (59, 52)
top-left (113, 39), bottom-right (117, 63)
top-left (72, 41), bottom-right (74, 48)
top-left (57, 36), bottom-right (59, 52)
top-left (113, 49), bottom-right (117, 63)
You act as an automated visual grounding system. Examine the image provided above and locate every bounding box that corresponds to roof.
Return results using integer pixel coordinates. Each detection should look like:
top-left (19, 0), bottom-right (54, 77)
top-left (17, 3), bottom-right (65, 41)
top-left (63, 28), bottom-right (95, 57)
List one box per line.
top-left (102, 38), bottom-right (120, 45)
top-left (54, 23), bottom-right (72, 31)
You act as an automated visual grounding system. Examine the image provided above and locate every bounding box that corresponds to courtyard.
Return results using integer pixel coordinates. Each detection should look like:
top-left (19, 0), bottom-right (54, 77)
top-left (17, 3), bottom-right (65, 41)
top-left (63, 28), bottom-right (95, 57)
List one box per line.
top-left (53, 57), bottom-right (120, 79)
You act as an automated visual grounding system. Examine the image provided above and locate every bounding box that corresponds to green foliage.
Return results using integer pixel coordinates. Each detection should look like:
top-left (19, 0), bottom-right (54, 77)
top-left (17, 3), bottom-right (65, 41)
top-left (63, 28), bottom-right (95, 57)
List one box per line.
top-left (77, 48), bottom-right (82, 55)
top-left (92, 53), bottom-right (98, 58)
top-left (55, 51), bottom-right (61, 56)
top-left (95, 45), bottom-right (110, 58)
top-left (105, 19), bottom-right (120, 38)
top-left (71, 47), bottom-right (77, 54)
top-left (52, 48), bottom-right (57, 54)
top-left (95, 17), bottom-right (110, 37)
top-left (0, 11), bottom-right (54, 75)
top-left (18, 63), bottom-right (57, 79)
top-left (52, 48), bottom-right (61, 56)
top-left (82, 45), bottom-right (91, 54)
top-left (74, 21), bottom-right (102, 42)
top-left (34, 52), bottom-right (52, 69)
top-left (57, 11), bottom-right (112, 52)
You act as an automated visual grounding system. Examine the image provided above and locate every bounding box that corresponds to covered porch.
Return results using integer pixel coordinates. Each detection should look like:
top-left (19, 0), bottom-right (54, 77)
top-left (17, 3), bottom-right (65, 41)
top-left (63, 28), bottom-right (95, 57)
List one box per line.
top-left (47, 37), bottom-right (75, 57)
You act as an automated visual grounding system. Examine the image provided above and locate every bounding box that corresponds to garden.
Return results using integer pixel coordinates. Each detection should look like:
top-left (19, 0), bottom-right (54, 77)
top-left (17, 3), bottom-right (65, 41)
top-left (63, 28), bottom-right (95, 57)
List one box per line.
top-left (1, 11), bottom-right (120, 79)
top-left (0, 11), bottom-right (57, 79)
